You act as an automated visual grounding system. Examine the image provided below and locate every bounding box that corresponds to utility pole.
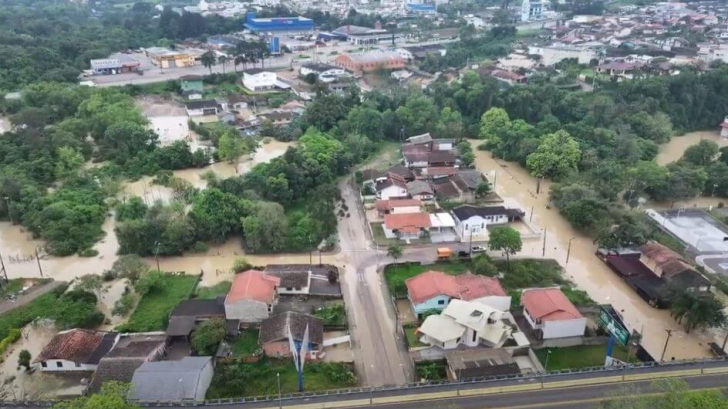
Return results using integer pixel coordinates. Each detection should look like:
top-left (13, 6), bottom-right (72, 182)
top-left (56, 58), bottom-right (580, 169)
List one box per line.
top-left (566, 237), bottom-right (575, 265)
top-left (318, 250), bottom-right (322, 266)
top-left (277, 372), bottom-right (282, 409)
top-left (154, 241), bottom-right (161, 272)
top-left (3, 197), bottom-right (11, 224)
top-left (35, 248), bottom-right (44, 278)
top-left (529, 206), bottom-right (534, 222)
top-left (660, 329), bottom-right (673, 362)
top-left (721, 329), bottom-right (728, 353)
top-left (542, 229), bottom-right (547, 257)
top-left (0, 252), bottom-right (8, 285)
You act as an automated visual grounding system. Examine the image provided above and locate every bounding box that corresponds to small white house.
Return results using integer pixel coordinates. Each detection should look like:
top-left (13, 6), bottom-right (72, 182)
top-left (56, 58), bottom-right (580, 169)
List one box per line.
top-left (451, 205), bottom-right (513, 241)
top-left (375, 179), bottom-right (408, 200)
top-left (266, 270), bottom-right (311, 295)
top-left (185, 100), bottom-right (220, 117)
top-left (242, 69), bottom-right (277, 92)
top-left (35, 329), bottom-right (119, 372)
top-left (418, 299), bottom-right (513, 350)
top-left (521, 288), bottom-right (587, 340)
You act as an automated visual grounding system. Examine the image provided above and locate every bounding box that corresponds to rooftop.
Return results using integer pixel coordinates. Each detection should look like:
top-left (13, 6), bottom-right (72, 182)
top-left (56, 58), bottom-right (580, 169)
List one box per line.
top-left (384, 212), bottom-right (431, 233)
top-left (35, 329), bottom-right (117, 365)
top-left (406, 271), bottom-right (507, 304)
top-left (521, 288), bottom-right (582, 322)
top-left (259, 311), bottom-right (324, 345)
top-left (226, 270), bottom-right (281, 304)
top-left (129, 357), bottom-right (212, 402)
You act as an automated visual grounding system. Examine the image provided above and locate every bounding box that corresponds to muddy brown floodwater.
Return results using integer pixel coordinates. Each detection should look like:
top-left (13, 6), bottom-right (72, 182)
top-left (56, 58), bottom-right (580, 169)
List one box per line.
top-left (471, 140), bottom-right (712, 360)
top-left (0, 140), bottom-right (297, 285)
top-left (655, 131), bottom-right (728, 166)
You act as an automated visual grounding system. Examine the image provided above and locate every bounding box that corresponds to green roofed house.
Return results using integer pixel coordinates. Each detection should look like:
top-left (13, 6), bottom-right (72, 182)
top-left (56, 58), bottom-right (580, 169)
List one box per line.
top-left (180, 75), bottom-right (204, 93)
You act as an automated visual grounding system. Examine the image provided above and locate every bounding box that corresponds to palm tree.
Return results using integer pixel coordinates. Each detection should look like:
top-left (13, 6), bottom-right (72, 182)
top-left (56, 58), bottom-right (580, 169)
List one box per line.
top-left (387, 244), bottom-right (403, 263)
top-left (218, 55), bottom-right (230, 74)
top-left (666, 285), bottom-right (727, 333)
top-left (200, 51), bottom-right (216, 75)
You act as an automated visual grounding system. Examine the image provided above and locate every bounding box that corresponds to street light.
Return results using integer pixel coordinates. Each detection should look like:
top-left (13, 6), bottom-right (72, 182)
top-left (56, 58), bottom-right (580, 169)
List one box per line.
top-left (542, 349), bottom-right (552, 383)
top-left (154, 241), bottom-right (161, 272)
top-left (566, 237), bottom-right (576, 265)
top-left (277, 372), bottom-right (282, 409)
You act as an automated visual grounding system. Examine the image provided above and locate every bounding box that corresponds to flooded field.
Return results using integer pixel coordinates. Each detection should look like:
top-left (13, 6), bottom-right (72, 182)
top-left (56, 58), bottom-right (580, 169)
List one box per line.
top-left (470, 141), bottom-right (714, 360)
top-left (655, 130), bottom-right (727, 166)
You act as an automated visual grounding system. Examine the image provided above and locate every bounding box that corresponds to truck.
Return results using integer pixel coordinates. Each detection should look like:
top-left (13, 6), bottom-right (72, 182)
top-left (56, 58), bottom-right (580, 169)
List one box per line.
top-left (437, 247), bottom-right (453, 259)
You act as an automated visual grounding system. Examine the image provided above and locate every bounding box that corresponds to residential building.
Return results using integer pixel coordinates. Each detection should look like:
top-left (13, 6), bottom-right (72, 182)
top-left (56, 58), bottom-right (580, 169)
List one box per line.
top-left (35, 329), bottom-right (118, 372)
top-left (521, 0), bottom-right (543, 21)
top-left (224, 270), bottom-right (281, 323)
top-left (299, 63), bottom-right (347, 82)
top-left (166, 298), bottom-right (227, 339)
top-left (335, 51), bottom-right (406, 75)
top-left (446, 349), bottom-right (521, 380)
top-left (243, 69), bottom-right (278, 92)
top-left (451, 205), bottom-right (524, 241)
top-left (227, 93), bottom-right (249, 110)
top-left (259, 312), bottom-right (324, 358)
top-left (596, 61), bottom-right (644, 80)
top-left (406, 180), bottom-right (435, 201)
top-left (521, 288), bottom-right (587, 340)
top-left (383, 212), bottom-right (431, 240)
top-left (258, 111), bottom-right (295, 126)
top-left (86, 333), bottom-right (167, 395)
top-left (721, 115), bottom-right (728, 138)
top-left (403, 151), bottom-right (457, 168)
top-left (90, 55), bottom-right (141, 75)
top-left (128, 357), bottom-right (214, 402)
top-left (638, 242), bottom-right (711, 291)
top-left (265, 268), bottom-right (311, 295)
top-left (406, 271), bottom-right (510, 317)
top-left (375, 198), bottom-right (422, 215)
top-left (375, 176), bottom-right (409, 200)
top-left (185, 100), bottom-right (220, 117)
top-left (418, 299), bottom-right (514, 349)
top-left (360, 169), bottom-right (387, 186)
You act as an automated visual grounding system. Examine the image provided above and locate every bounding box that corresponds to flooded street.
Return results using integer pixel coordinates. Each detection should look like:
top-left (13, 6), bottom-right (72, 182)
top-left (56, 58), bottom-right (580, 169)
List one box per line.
top-left (655, 130), bottom-right (727, 166)
top-left (471, 140), bottom-right (712, 360)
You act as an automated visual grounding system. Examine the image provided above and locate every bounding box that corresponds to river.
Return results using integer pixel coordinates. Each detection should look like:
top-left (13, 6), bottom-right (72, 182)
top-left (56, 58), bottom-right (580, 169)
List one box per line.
top-left (471, 141), bottom-right (713, 360)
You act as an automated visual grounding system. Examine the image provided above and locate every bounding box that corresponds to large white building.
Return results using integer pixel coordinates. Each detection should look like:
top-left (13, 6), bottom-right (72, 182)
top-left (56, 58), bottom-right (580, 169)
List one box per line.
top-left (242, 68), bottom-right (278, 91)
top-left (521, 0), bottom-right (543, 22)
top-left (527, 45), bottom-right (600, 66)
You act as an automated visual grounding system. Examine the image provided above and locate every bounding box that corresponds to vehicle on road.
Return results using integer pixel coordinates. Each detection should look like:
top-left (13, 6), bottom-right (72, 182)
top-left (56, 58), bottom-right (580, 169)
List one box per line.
top-left (471, 246), bottom-right (487, 253)
top-left (437, 247), bottom-right (453, 259)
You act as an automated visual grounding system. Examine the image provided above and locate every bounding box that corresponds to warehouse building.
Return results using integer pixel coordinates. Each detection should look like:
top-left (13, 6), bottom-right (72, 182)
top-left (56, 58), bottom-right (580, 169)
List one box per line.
top-left (90, 55), bottom-right (141, 75)
top-left (335, 51), bottom-right (406, 75)
top-left (244, 12), bottom-right (314, 34)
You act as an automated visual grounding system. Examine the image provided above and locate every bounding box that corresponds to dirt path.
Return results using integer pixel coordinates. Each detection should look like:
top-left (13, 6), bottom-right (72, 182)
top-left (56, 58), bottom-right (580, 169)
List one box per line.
top-left (0, 280), bottom-right (64, 315)
top-left (470, 140), bottom-right (714, 360)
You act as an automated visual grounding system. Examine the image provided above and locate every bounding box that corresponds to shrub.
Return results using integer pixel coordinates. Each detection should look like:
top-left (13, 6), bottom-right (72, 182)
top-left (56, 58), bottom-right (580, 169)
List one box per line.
top-left (18, 350), bottom-right (31, 370)
top-left (134, 271), bottom-right (166, 296)
top-left (193, 241), bottom-right (208, 253)
top-left (191, 318), bottom-right (226, 355)
top-left (112, 292), bottom-right (137, 316)
top-left (472, 254), bottom-right (498, 276)
top-left (0, 329), bottom-right (21, 358)
top-left (78, 248), bottom-right (99, 257)
top-left (232, 258), bottom-right (252, 274)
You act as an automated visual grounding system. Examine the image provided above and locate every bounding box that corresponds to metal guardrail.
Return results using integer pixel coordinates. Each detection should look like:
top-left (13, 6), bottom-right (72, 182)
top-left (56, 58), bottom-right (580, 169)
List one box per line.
top-left (5, 357), bottom-right (725, 407)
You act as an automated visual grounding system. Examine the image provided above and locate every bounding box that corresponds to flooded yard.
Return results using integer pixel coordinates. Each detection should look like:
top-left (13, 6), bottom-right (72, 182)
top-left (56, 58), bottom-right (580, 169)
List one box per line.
top-left (655, 130), bottom-right (727, 166)
top-left (470, 140), bottom-right (714, 360)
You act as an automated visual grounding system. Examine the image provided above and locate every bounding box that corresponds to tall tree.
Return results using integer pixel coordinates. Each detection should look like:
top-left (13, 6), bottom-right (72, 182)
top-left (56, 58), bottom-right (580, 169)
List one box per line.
top-left (488, 226), bottom-right (522, 270)
top-left (200, 51), bottom-right (217, 74)
top-left (526, 130), bottom-right (581, 179)
top-left (387, 243), bottom-right (403, 262)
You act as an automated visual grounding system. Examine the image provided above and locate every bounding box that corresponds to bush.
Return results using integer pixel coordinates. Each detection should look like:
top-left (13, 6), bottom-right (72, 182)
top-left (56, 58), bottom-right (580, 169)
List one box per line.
top-left (308, 362), bottom-right (356, 384)
top-left (18, 350), bottom-right (31, 370)
top-left (78, 248), bottom-right (99, 257)
top-left (193, 241), bottom-right (208, 253)
top-left (191, 318), bottom-right (226, 355)
top-left (472, 254), bottom-right (498, 276)
top-left (55, 290), bottom-right (105, 329)
top-left (232, 258), bottom-right (252, 273)
top-left (134, 271), bottom-right (166, 296)
top-left (313, 305), bottom-right (346, 326)
top-left (112, 292), bottom-right (137, 316)
top-left (0, 329), bottom-right (21, 359)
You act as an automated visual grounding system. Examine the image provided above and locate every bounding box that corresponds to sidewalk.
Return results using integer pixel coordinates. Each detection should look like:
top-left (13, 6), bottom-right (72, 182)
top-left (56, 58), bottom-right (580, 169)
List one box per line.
top-left (0, 280), bottom-right (64, 315)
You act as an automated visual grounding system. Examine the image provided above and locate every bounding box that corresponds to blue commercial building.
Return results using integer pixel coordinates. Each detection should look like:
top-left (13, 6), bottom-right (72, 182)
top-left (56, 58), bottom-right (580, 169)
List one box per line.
top-left (244, 12), bottom-right (314, 34)
top-left (405, 3), bottom-right (437, 14)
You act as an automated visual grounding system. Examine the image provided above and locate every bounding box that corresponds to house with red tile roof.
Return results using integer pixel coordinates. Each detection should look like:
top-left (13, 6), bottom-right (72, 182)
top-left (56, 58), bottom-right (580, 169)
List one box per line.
top-left (383, 212), bottom-right (431, 240)
top-left (35, 329), bottom-right (119, 372)
top-left (520, 288), bottom-right (586, 340)
top-left (375, 198), bottom-right (422, 215)
top-left (405, 271), bottom-right (510, 318)
top-left (224, 270), bottom-right (281, 324)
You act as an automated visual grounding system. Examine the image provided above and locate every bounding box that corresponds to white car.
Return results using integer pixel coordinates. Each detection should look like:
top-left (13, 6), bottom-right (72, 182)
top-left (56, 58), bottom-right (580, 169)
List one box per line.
top-left (471, 246), bottom-right (487, 253)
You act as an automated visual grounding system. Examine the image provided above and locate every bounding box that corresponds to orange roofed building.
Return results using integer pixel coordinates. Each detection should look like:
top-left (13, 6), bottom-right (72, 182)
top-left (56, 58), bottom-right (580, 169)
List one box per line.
top-left (405, 271), bottom-right (510, 318)
top-left (521, 287), bottom-right (586, 340)
top-left (383, 211), bottom-right (431, 241)
top-left (224, 270), bottom-right (281, 324)
top-left (334, 51), bottom-right (405, 75)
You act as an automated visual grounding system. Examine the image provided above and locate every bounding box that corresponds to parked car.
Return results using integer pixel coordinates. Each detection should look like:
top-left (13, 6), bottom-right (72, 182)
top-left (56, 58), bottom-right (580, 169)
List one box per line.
top-left (471, 246), bottom-right (487, 253)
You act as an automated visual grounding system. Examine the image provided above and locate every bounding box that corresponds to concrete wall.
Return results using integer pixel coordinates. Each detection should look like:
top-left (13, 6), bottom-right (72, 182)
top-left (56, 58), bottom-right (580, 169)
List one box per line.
top-left (39, 359), bottom-right (96, 372)
top-left (542, 318), bottom-right (587, 340)
top-left (225, 299), bottom-right (271, 323)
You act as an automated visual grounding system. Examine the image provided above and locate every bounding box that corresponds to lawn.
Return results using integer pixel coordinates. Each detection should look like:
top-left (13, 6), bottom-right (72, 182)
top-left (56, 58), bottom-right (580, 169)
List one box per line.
top-left (206, 359), bottom-right (357, 398)
top-left (231, 328), bottom-right (259, 356)
top-left (0, 284), bottom-right (69, 340)
top-left (116, 275), bottom-right (198, 332)
top-left (196, 281), bottom-right (231, 300)
top-left (535, 344), bottom-right (640, 371)
top-left (404, 325), bottom-right (425, 348)
top-left (370, 223), bottom-right (400, 246)
top-left (385, 261), bottom-right (469, 297)
top-left (313, 304), bottom-right (347, 327)
top-left (0, 278), bottom-right (51, 300)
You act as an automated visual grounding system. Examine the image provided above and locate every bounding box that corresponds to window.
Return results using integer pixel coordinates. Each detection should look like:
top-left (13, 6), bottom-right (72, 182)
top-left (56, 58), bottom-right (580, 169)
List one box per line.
top-left (472, 330), bottom-right (477, 342)
top-left (438, 299), bottom-right (445, 305)
top-left (41, 362), bottom-right (47, 368)
top-left (56, 362), bottom-right (63, 368)
top-left (286, 287), bottom-right (293, 291)
top-left (75, 362), bottom-right (81, 368)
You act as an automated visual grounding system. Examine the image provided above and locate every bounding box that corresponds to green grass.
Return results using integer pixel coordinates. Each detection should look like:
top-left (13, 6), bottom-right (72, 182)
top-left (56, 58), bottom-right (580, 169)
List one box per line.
top-left (207, 359), bottom-right (357, 398)
top-left (196, 281), bottom-right (231, 300)
top-left (116, 275), bottom-right (198, 332)
top-left (404, 325), bottom-right (426, 348)
top-left (231, 328), bottom-right (259, 356)
top-left (385, 261), bottom-right (469, 297)
top-left (0, 284), bottom-right (69, 340)
top-left (0, 278), bottom-right (51, 300)
top-left (535, 345), bottom-right (640, 371)
top-left (371, 223), bottom-right (401, 246)
top-left (313, 304), bottom-right (347, 327)
top-left (495, 259), bottom-right (567, 289)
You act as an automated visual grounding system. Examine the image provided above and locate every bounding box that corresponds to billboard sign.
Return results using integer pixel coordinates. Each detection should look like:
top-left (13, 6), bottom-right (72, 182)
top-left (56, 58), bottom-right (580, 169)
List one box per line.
top-left (599, 306), bottom-right (630, 346)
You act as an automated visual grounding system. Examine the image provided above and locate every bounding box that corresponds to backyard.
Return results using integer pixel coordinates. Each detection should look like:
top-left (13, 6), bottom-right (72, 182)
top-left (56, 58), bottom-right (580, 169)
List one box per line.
top-left (535, 344), bottom-right (640, 371)
top-left (231, 328), bottom-right (259, 356)
top-left (116, 274), bottom-right (199, 332)
top-left (313, 304), bottom-right (347, 327)
top-left (196, 281), bottom-right (231, 300)
top-left (404, 324), bottom-right (425, 348)
top-left (206, 359), bottom-right (357, 398)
